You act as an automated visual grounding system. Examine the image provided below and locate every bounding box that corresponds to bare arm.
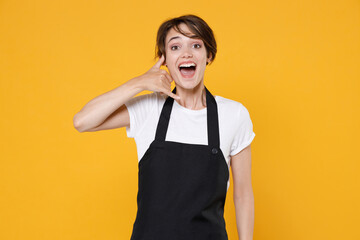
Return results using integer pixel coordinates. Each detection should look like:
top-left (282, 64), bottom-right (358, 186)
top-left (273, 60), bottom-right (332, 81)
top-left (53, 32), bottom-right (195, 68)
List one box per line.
top-left (230, 144), bottom-right (254, 240)
top-left (73, 55), bottom-right (179, 132)
top-left (73, 78), bottom-right (142, 132)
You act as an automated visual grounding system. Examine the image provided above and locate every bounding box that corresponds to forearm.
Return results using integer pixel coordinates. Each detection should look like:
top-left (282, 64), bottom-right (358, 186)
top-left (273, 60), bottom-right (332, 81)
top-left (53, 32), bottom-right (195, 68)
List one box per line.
top-left (73, 77), bottom-right (144, 132)
top-left (233, 191), bottom-right (254, 240)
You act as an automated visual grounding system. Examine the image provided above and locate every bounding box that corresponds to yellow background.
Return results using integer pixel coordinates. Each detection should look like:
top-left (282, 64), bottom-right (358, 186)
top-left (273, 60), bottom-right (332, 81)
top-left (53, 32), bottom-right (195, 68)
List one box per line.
top-left (1, 0), bottom-right (359, 239)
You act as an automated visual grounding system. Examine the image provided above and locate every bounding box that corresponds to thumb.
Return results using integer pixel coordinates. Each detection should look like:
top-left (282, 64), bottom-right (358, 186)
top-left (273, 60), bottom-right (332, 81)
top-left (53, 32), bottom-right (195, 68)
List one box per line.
top-left (153, 54), bottom-right (165, 69)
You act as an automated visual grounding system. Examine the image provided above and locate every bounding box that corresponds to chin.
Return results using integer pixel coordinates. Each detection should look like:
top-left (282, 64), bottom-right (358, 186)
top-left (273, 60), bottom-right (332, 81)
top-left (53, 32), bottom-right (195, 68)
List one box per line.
top-left (174, 78), bottom-right (202, 90)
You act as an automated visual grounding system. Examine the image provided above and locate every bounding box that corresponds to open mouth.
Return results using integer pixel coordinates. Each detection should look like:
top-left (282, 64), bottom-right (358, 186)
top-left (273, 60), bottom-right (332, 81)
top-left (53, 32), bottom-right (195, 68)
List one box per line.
top-left (178, 65), bottom-right (196, 78)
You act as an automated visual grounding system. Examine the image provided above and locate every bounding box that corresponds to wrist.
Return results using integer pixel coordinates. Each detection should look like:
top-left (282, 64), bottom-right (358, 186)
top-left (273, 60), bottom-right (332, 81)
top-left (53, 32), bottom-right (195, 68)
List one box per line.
top-left (128, 76), bottom-right (146, 93)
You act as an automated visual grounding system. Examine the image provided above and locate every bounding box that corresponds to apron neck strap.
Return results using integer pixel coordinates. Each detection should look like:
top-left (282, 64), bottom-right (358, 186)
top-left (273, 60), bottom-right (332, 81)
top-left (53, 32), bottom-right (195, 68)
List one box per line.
top-left (155, 86), bottom-right (220, 148)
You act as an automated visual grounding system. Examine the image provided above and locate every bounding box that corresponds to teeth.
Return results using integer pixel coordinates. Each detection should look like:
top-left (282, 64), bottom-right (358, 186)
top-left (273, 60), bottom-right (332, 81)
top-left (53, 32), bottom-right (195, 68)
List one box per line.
top-left (179, 63), bottom-right (196, 67)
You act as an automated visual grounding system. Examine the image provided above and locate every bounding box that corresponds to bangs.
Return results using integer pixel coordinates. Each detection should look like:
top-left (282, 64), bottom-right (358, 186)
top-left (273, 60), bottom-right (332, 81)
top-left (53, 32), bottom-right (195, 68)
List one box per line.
top-left (173, 22), bottom-right (201, 40)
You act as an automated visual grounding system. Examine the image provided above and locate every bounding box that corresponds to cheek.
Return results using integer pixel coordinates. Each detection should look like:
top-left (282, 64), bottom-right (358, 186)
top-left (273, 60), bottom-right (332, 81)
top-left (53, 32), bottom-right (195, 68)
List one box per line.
top-left (165, 55), bottom-right (176, 66)
top-left (169, 66), bottom-right (178, 74)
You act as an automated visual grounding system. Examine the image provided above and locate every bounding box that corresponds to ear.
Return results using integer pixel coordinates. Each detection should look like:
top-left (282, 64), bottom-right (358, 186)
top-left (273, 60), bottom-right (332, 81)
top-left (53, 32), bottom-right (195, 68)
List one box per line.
top-left (207, 53), bottom-right (213, 63)
top-left (161, 53), bottom-right (167, 66)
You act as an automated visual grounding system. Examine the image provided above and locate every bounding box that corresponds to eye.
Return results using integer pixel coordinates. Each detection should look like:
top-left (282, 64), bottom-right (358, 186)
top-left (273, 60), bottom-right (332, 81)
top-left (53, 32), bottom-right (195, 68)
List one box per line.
top-left (171, 45), bottom-right (179, 50)
top-left (193, 43), bottom-right (202, 48)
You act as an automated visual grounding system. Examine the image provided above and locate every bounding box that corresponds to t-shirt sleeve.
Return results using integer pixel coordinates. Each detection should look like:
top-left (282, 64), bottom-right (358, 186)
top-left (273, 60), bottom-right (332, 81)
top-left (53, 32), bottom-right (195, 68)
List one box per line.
top-left (230, 104), bottom-right (256, 156)
top-left (124, 92), bottom-right (158, 138)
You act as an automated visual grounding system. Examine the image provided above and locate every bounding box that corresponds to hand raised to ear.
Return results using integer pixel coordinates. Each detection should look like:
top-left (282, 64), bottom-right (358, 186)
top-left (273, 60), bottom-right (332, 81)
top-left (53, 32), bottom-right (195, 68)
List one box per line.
top-left (135, 55), bottom-right (180, 100)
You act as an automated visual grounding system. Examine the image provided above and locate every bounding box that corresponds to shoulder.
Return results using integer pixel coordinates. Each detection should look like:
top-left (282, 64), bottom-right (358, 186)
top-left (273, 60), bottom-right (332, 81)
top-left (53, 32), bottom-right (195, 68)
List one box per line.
top-left (215, 95), bottom-right (250, 117)
top-left (135, 91), bottom-right (166, 102)
top-left (126, 91), bottom-right (166, 107)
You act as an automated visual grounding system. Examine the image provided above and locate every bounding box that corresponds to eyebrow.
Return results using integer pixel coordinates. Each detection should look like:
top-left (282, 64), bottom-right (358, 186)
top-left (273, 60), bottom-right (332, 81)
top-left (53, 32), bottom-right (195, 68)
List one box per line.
top-left (167, 36), bottom-right (180, 44)
top-left (167, 34), bottom-right (198, 44)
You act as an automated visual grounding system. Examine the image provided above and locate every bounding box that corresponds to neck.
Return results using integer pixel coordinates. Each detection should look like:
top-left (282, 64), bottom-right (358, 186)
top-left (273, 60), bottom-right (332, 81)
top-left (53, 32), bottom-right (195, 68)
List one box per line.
top-left (175, 82), bottom-right (206, 110)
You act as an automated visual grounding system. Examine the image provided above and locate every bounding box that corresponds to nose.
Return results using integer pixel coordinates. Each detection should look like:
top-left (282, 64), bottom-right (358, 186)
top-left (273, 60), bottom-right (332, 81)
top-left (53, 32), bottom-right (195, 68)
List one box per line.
top-left (181, 46), bottom-right (193, 58)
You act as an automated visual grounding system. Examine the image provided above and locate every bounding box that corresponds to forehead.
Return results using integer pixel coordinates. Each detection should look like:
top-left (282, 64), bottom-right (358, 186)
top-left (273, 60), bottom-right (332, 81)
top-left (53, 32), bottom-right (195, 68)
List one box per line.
top-left (165, 23), bottom-right (198, 43)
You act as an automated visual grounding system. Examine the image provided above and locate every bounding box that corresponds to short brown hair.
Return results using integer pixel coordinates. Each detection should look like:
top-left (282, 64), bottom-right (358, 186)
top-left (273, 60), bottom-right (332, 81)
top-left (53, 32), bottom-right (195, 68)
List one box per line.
top-left (155, 14), bottom-right (217, 66)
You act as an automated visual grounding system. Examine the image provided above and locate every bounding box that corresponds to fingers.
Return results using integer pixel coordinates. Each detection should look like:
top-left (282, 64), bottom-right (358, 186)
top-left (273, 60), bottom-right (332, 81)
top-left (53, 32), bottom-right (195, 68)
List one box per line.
top-left (153, 54), bottom-right (165, 69)
top-left (147, 58), bottom-right (180, 100)
top-left (158, 69), bottom-right (173, 86)
top-left (157, 77), bottom-right (180, 100)
top-left (160, 72), bottom-right (179, 99)
top-left (163, 72), bottom-right (173, 84)
top-left (159, 68), bottom-right (174, 84)
top-left (163, 89), bottom-right (181, 100)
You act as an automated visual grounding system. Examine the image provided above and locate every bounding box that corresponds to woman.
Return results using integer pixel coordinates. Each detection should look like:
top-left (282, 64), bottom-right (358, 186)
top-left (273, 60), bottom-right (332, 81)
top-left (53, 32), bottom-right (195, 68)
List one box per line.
top-left (74, 14), bottom-right (255, 240)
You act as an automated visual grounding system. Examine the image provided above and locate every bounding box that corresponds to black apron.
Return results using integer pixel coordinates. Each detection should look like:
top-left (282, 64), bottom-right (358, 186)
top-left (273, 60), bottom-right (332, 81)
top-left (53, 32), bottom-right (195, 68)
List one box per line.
top-left (130, 86), bottom-right (229, 240)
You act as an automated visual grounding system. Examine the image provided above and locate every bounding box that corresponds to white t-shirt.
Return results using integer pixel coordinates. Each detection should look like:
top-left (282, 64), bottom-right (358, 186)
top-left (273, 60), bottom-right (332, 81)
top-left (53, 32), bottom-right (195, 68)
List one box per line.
top-left (125, 92), bottom-right (256, 191)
